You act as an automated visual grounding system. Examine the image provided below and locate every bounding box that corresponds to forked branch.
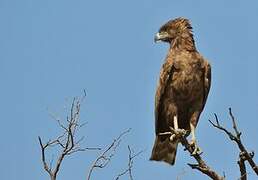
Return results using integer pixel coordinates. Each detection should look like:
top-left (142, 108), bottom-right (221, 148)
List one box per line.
top-left (209, 108), bottom-right (258, 179)
top-left (180, 136), bottom-right (224, 179)
top-left (87, 129), bottom-right (131, 180)
top-left (115, 145), bottom-right (144, 180)
top-left (169, 127), bottom-right (224, 179)
top-left (38, 93), bottom-right (100, 180)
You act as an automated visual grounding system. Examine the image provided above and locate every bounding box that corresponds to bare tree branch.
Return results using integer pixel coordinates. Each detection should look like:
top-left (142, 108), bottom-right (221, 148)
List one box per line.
top-left (39, 93), bottom-right (100, 180)
top-left (115, 145), bottom-right (144, 180)
top-left (181, 138), bottom-right (224, 179)
top-left (238, 152), bottom-right (247, 180)
top-left (167, 127), bottom-right (224, 179)
top-left (38, 136), bottom-right (52, 177)
top-left (209, 108), bottom-right (258, 179)
top-left (87, 128), bottom-right (131, 180)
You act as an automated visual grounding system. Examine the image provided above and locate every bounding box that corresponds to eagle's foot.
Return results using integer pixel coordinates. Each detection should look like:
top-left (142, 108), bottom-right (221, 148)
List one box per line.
top-left (169, 127), bottom-right (187, 138)
top-left (158, 131), bottom-right (172, 138)
top-left (170, 134), bottom-right (176, 141)
top-left (158, 132), bottom-right (172, 136)
top-left (158, 128), bottom-right (187, 142)
top-left (189, 139), bottom-right (202, 155)
top-left (158, 131), bottom-right (176, 141)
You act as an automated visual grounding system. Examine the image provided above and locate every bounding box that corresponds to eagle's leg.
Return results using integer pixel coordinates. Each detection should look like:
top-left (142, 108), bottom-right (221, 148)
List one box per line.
top-left (169, 115), bottom-right (187, 141)
top-left (169, 115), bottom-right (179, 141)
top-left (189, 122), bottom-right (202, 155)
top-left (173, 115), bottom-right (178, 130)
top-left (158, 115), bottom-right (178, 141)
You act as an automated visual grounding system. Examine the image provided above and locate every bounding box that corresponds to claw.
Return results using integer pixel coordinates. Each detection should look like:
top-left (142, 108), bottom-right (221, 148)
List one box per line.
top-left (158, 132), bottom-right (172, 136)
top-left (158, 115), bottom-right (187, 142)
top-left (158, 131), bottom-right (174, 140)
top-left (158, 131), bottom-right (176, 142)
top-left (189, 138), bottom-right (202, 155)
top-left (170, 134), bottom-right (176, 141)
top-left (170, 127), bottom-right (187, 137)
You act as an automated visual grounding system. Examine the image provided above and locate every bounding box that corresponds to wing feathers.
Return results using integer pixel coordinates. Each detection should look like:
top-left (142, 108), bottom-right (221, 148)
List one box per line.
top-left (202, 60), bottom-right (211, 111)
top-left (155, 59), bottom-right (175, 134)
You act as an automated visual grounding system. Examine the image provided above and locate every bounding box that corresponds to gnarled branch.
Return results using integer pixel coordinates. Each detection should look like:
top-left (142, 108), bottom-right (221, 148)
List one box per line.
top-left (169, 127), bottom-right (224, 180)
top-left (180, 136), bottom-right (224, 180)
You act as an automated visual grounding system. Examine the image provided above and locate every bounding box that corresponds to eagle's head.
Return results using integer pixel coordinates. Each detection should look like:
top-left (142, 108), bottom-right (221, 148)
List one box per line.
top-left (154, 17), bottom-right (193, 44)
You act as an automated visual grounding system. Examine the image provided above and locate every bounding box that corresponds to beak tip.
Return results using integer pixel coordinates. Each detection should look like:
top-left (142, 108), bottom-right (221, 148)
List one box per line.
top-left (154, 33), bottom-right (160, 43)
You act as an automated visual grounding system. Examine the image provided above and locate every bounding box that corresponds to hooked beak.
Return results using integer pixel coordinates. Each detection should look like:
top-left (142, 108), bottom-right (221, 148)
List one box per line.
top-left (154, 32), bottom-right (169, 43)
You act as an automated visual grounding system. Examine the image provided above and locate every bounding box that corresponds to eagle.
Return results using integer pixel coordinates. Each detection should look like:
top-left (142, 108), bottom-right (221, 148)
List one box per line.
top-left (150, 18), bottom-right (211, 165)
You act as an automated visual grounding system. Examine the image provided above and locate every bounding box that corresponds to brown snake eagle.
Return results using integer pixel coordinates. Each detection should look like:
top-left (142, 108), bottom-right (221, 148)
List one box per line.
top-left (150, 17), bottom-right (211, 165)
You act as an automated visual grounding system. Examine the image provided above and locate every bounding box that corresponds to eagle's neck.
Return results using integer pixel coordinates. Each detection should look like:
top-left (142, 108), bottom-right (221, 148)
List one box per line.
top-left (170, 31), bottom-right (196, 51)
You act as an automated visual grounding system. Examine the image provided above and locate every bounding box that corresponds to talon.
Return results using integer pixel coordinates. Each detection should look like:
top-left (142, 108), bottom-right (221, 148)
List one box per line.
top-left (158, 132), bottom-right (172, 136)
top-left (158, 131), bottom-right (176, 142)
top-left (170, 134), bottom-right (176, 141)
top-left (189, 139), bottom-right (202, 155)
top-left (169, 127), bottom-right (186, 137)
top-left (178, 129), bottom-right (187, 136)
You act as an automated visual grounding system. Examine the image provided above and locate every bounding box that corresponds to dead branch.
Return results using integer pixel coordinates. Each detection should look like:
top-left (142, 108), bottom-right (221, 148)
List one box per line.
top-left (209, 108), bottom-right (258, 179)
top-left (38, 94), bottom-right (100, 180)
top-left (115, 145), bottom-right (144, 180)
top-left (238, 152), bottom-right (247, 180)
top-left (87, 129), bottom-right (131, 180)
top-left (178, 136), bottom-right (224, 180)
top-left (166, 126), bottom-right (224, 179)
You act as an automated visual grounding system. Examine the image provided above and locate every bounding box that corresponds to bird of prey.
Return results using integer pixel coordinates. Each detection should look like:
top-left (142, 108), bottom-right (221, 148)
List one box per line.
top-left (150, 17), bottom-right (211, 165)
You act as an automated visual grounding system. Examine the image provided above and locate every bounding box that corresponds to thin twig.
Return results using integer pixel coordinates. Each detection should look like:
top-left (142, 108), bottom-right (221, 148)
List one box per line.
top-left (115, 146), bottom-right (144, 180)
top-left (87, 129), bottom-right (131, 180)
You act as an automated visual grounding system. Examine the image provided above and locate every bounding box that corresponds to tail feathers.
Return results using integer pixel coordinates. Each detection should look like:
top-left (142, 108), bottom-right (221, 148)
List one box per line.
top-left (150, 136), bottom-right (179, 165)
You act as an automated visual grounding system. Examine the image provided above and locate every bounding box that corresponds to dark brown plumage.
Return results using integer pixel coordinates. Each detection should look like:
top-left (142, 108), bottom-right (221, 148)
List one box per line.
top-left (150, 17), bottom-right (211, 165)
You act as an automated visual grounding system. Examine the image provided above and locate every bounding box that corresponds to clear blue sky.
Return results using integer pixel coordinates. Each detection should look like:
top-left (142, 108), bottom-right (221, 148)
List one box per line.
top-left (1, 0), bottom-right (258, 179)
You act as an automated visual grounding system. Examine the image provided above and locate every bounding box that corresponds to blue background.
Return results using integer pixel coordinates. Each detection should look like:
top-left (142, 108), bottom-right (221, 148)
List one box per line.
top-left (1, 0), bottom-right (258, 179)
